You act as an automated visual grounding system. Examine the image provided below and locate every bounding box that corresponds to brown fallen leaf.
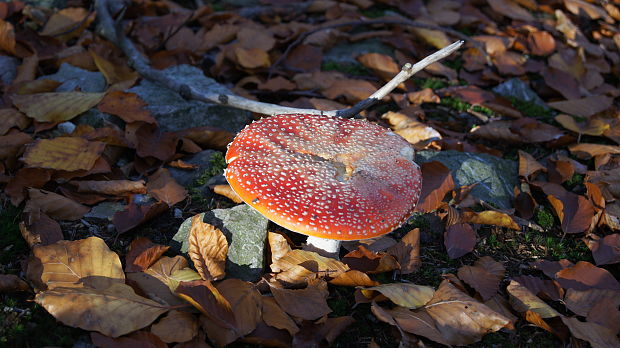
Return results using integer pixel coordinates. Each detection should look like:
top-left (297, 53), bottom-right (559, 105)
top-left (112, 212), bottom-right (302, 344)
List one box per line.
top-left (0, 19), bottom-right (16, 54)
top-left (176, 280), bottom-right (236, 330)
top-left (362, 283), bottom-right (434, 309)
top-left (386, 228), bottom-right (421, 274)
top-left (328, 270), bottom-right (379, 287)
top-left (0, 108), bottom-right (30, 135)
top-left (89, 50), bottom-right (139, 88)
top-left (36, 283), bottom-right (168, 337)
top-left (357, 52), bottom-right (400, 82)
top-left (151, 310), bottom-right (198, 343)
top-left (457, 256), bottom-right (505, 301)
top-left (372, 303), bottom-right (450, 346)
top-left (11, 92), bottom-right (105, 123)
top-left (382, 111), bottom-right (442, 146)
top-left (519, 150), bottom-right (546, 179)
top-left (213, 184), bottom-right (243, 203)
top-left (24, 189), bottom-right (90, 221)
top-left (269, 279), bottom-right (332, 321)
top-left (271, 249), bottom-right (349, 281)
top-left (71, 179), bottom-right (146, 196)
top-left (561, 316), bottom-right (620, 348)
top-left (261, 296), bottom-right (299, 336)
top-left (487, 0), bottom-right (534, 21)
top-left (585, 234), bottom-right (620, 265)
top-left (555, 114), bottom-right (610, 136)
top-left (564, 287), bottom-right (620, 318)
top-left (188, 214), bottom-right (227, 281)
top-left (554, 261), bottom-right (620, 291)
top-left (341, 245), bottom-right (399, 274)
top-left (23, 137), bottom-right (106, 172)
top-left (128, 256), bottom-right (196, 306)
top-left (19, 214), bottom-right (63, 248)
top-left (533, 181), bottom-right (595, 234)
top-left (268, 232), bottom-right (292, 264)
top-left (461, 210), bottom-right (520, 230)
top-left (0, 274), bottom-right (30, 293)
top-left (112, 201), bottom-right (168, 234)
top-left (97, 91), bottom-right (157, 124)
top-left (569, 143), bottom-right (620, 159)
top-left (322, 79), bottom-right (377, 103)
top-left (5, 167), bottom-right (52, 205)
top-left (235, 47), bottom-right (270, 69)
top-left (415, 161), bottom-right (455, 212)
top-left (511, 275), bottom-right (564, 302)
top-left (292, 316), bottom-right (355, 347)
top-left (444, 223), bottom-right (476, 259)
top-left (528, 31), bottom-right (556, 56)
top-left (91, 331), bottom-right (168, 348)
top-left (147, 168), bottom-right (187, 206)
top-left (125, 237), bottom-right (170, 273)
top-left (506, 280), bottom-right (560, 318)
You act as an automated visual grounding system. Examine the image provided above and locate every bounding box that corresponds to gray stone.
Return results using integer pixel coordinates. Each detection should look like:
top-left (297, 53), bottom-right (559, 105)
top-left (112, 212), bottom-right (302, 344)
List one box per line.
top-left (167, 150), bottom-right (219, 187)
top-left (11, 0), bottom-right (66, 8)
top-left (172, 204), bottom-right (269, 282)
top-left (84, 201), bottom-right (126, 220)
top-left (40, 63), bottom-right (106, 93)
top-left (493, 78), bottom-right (549, 109)
top-left (128, 65), bottom-right (251, 134)
top-left (74, 108), bottom-right (124, 129)
top-left (416, 150), bottom-right (518, 209)
top-left (323, 38), bottom-right (393, 65)
top-left (0, 55), bottom-right (18, 85)
top-left (57, 121), bottom-right (76, 134)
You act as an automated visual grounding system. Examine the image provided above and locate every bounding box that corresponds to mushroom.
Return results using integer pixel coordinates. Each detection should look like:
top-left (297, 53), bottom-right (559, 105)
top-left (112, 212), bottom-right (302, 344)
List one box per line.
top-left (224, 114), bottom-right (422, 258)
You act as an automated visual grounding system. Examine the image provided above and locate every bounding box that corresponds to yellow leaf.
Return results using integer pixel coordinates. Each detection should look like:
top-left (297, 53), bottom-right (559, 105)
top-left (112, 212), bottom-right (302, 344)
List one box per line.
top-left (12, 92), bottom-right (105, 123)
top-left (461, 210), bottom-right (521, 230)
top-left (188, 215), bottom-right (228, 281)
top-left (506, 280), bottom-right (559, 318)
top-left (363, 283), bottom-right (434, 309)
top-left (555, 114), bottom-right (610, 136)
top-left (23, 137), bottom-right (105, 171)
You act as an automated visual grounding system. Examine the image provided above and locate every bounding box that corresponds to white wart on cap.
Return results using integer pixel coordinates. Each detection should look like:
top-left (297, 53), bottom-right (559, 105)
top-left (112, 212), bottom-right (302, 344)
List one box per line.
top-left (225, 113), bottom-right (422, 241)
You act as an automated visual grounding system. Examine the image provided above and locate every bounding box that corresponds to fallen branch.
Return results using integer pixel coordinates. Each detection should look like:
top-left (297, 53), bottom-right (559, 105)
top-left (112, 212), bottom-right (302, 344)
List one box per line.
top-left (95, 0), bottom-right (462, 118)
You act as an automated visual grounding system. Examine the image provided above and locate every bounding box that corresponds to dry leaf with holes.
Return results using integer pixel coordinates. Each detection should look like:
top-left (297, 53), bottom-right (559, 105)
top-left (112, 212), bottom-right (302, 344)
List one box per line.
top-left (11, 92), bottom-right (105, 123)
top-left (188, 215), bottom-right (228, 281)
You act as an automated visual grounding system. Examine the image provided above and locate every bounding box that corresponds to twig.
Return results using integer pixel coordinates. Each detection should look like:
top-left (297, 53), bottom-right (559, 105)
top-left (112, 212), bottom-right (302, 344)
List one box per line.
top-left (94, 0), bottom-right (462, 118)
top-left (269, 18), bottom-right (476, 79)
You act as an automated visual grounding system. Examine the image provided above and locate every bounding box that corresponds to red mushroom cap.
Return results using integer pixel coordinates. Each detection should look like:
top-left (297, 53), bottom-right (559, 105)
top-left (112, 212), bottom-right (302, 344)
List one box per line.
top-left (225, 114), bottom-right (422, 241)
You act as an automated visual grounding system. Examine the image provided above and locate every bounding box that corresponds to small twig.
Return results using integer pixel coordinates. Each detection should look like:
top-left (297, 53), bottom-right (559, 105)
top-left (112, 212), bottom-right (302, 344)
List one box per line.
top-left (94, 0), bottom-right (463, 118)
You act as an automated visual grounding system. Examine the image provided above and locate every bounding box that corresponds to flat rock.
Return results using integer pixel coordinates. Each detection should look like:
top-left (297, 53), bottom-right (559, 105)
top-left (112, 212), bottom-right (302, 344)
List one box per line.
top-left (75, 108), bottom-right (124, 129)
top-left (167, 150), bottom-right (219, 187)
top-left (416, 150), bottom-right (518, 209)
top-left (84, 201), bottom-right (126, 220)
top-left (172, 204), bottom-right (269, 282)
top-left (128, 64), bottom-right (251, 133)
top-left (0, 55), bottom-right (18, 85)
top-left (323, 38), bottom-right (393, 65)
top-left (40, 63), bottom-right (106, 93)
top-left (493, 78), bottom-right (549, 109)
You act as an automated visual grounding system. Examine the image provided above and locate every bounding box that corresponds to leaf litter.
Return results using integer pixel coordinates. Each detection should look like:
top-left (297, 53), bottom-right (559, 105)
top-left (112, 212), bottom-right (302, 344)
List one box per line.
top-left (0, 0), bottom-right (620, 346)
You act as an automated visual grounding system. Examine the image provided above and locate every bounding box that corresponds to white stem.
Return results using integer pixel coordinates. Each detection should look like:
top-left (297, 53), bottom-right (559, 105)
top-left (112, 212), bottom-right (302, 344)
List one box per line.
top-left (304, 236), bottom-right (342, 259)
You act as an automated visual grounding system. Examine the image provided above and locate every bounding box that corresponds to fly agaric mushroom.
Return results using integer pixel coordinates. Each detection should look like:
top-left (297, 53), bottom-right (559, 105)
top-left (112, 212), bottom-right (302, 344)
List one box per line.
top-left (225, 114), bottom-right (422, 258)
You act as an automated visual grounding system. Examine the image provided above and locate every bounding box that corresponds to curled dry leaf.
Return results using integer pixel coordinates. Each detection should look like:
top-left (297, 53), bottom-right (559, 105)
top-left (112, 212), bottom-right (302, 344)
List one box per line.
top-left (261, 296), bottom-right (299, 336)
top-left (569, 143), bottom-right (620, 159)
top-left (0, 274), bottom-right (30, 293)
top-left (147, 168), bottom-right (187, 206)
top-left (36, 283), bottom-right (169, 337)
top-left (151, 310), bottom-right (198, 343)
top-left (271, 249), bottom-right (349, 279)
top-left (213, 184), bottom-right (243, 203)
top-left (23, 137), bottom-right (106, 172)
top-left (511, 275), bottom-right (564, 302)
top-left (341, 245), bottom-right (399, 274)
top-left (19, 215), bottom-right (63, 248)
top-left (175, 280), bottom-right (236, 330)
top-left (24, 188), bottom-right (90, 221)
top-left (371, 303), bottom-right (449, 346)
top-left (382, 111), bottom-right (441, 146)
top-left (72, 179), bottom-right (146, 195)
top-left (269, 279), bottom-right (332, 321)
top-left (506, 280), bottom-right (560, 318)
top-left (518, 150), bottom-right (546, 179)
top-left (267, 232), bottom-right (292, 264)
top-left (11, 92), bottom-right (105, 123)
top-left (457, 256), bottom-right (505, 301)
top-left (188, 214), bottom-right (228, 281)
top-left (386, 228), bottom-right (421, 274)
top-left (415, 161), bottom-right (455, 212)
top-left (125, 237), bottom-right (170, 273)
top-left (31, 237), bottom-right (124, 290)
top-left (362, 283), bottom-right (434, 309)
top-left (461, 210), bottom-right (520, 230)
top-left (533, 181), bottom-right (595, 234)
top-left (444, 223), bottom-right (476, 259)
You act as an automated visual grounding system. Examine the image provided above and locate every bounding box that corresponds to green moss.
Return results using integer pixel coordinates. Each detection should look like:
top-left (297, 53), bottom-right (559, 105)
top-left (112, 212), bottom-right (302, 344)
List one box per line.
top-left (0, 206), bottom-right (26, 266)
top-left (415, 77), bottom-right (448, 90)
top-left (321, 61), bottom-right (370, 76)
top-left (441, 97), bottom-right (495, 116)
top-left (564, 173), bottom-right (584, 188)
top-left (443, 58), bottom-right (463, 72)
top-left (361, 6), bottom-right (387, 18)
top-left (535, 208), bottom-right (555, 230)
top-left (507, 96), bottom-right (554, 118)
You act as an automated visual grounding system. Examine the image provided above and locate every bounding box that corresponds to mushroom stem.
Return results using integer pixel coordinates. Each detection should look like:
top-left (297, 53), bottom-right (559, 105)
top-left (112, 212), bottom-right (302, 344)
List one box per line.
top-left (305, 236), bottom-right (342, 259)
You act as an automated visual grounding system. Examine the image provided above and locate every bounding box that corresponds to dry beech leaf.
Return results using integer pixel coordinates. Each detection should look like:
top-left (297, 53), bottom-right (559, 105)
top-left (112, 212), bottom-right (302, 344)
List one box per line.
top-left (89, 50), bottom-right (138, 87)
top-left (91, 331), bottom-right (167, 348)
top-left (268, 232), bottom-right (292, 264)
top-left (528, 31), bottom-right (556, 56)
top-left (533, 181), bottom-right (595, 234)
top-left (341, 245), bottom-right (399, 274)
top-left (188, 214), bottom-right (228, 281)
top-left (586, 234), bottom-right (620, 265)
top-left (36, 283), bottom-right (168, 337)
top-left (127, 256), bottom-right (196, 306)
top-left (176, 280), bottom-right (236, 330)
top-left (112, 202), bottom-right (169, 234)
top-left (40, 7), bottom-right (91, 38)
top-left (31, 237), bottom-right (124, 290)
top-left (0, 108), bottom-right (29, 135)
top-left (147, 168), bottom-right (187, 206)
top-left (461, 210), bottom-right (520, 230)
top-left (372, 303), bottom-right (449, 346)
top-left (213, 184), bottom-right (243, 203)
top-left (0, 274), bottom-right (30, 293)
top-left (564, 288), bottom-right (620, 317)
top-left (97, 91), bottom-right (156, 124)
top-left (487, 0), bottom-right (534, 21)
top-left (554, 261), bottom-right (620, 291)
top-left (424, 280), bottom-right (511, 345)
top-left (415, 161), bottom-right (455, 212)
top-left (561, 316), bottom-right (620, 348)
top-left (151, 310), bottom-right (198, 343)
top-left (11, 92), bottom-right (105, 123)
top-left (387, 228), bottom-right (421, 274)
top-left (235, 47), bottom-right (270, 69)
top-left (261, 296), bottom-right (299, 336)
top-left (125, 237), bottom-right (170, 273)
top-left (506, 280), bottom-right (559, 318)
top-left (511, 275), bottom-right (564, 302)
top-left (362, 283), bottom-right (434, 309)
top-left (72, 180), bottom-right (146, 196)
top-left (457, 256), bottom-right (505, 301)
top-left (569, 143), bottom-right (620, 159)
top-left (382, 111), bottom-right (441, 146)
top-left (357, 52), bottom-right (399, 82)
top-left (24, 189), bottom-right (90, 221)
top-left (202, 279), bottom-right (263, 347)
top-left (322, 79), bottom-right (376, 103)
top-left (23, 137), bottom-right (105, 172)
top-left (6, 167), bottom-right (52, 205)
top-left (519, 150), bottom-right (546, 178)
top-left (271, 249), bottom-right (349, 279)
top-left (328, 269), bottom-right (379, 287)
top-left (19, 215), bottom-right (63, 248)
top-left (555, 114), bottom-right (610, 136)
top-left (444, 223), bottom-right (476, 259)
top-left (269, 279), bottom-right (332, 320)
top-left (0, 18), bottom-right (16, 54)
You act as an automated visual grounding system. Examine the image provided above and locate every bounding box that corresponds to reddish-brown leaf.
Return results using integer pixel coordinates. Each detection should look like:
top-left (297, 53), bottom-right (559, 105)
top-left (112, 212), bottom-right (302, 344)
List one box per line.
top-left (91, 331), bottom-right (168, 348)
top-left (125, 237), bottom-right (170, 273)
top-left (24, 189), bottom-right (89, 221)
top-left (518, 150), bottom-right (546, 179)
top-left (19, 214), bottom-right (63, 248)
top-left (0, 274), bottom-right (30, 293)
top-left (555, 261), bottom-right (620, 291)
top-left (444, 223), bottom-right (476, 259)
top-left (533, 181), bottom-right (595, 234)
top-left (72, 179), bottom-right (146, 196)
top-left (112, 202), bottom-right (168, 234)
top-left (415, 161), bottom-right (455, 212)
top-left (175, 280), bottom-right (236, 329)
top-left (147, 168), bottom-right (187, 206)
top-left (561, 316), bottom-right (620, 348)
top-left (5, 168), bottom-right (52, 205)
top-left (269, 279), bottom-right (332, 321)
top-left (511, 275), bottom-right (564, 302)
top-left (457, 256), bottom-right (505, 301)
top-left (585, 234), bottom-right (620, 265)
top-left (386, 228), bottom-right (421, 274)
